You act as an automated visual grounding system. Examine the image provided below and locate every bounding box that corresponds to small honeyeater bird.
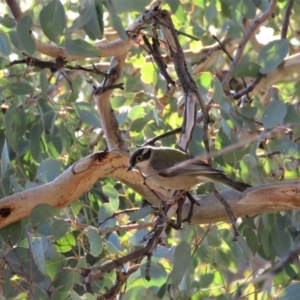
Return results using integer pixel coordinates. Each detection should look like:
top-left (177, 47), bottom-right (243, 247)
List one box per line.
top-left (127, 146), bottom-right (251, 192)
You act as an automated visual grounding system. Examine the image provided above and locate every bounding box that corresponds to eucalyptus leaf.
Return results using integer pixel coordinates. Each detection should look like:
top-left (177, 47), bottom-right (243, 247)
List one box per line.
top-left (232, 61), bottom-right (261, 78)
top-left (86, 226), bottom-right (103, 256)
top-left (258, 39), bottom-right (289, 74)
top-left (65, 38), bottom-right (100, 57)
top-left (129, 207), bottom-right (153, 222)
top-left (262, 99), bottom-right (287, 129)
top-left (40, 0), bottom-right (66, 43)
top-left (30, 204), bottom-right (58, 227)
top-left (16, 15), bottom-right (35, 55)
top-left (105, 0), bottom-right (127, 40)
top-left (171, 241), bottom-right (191, 286)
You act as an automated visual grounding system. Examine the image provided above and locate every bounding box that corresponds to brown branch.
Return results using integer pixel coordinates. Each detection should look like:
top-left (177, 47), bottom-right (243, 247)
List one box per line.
top-left (154, 10), bottom-right (208, 151)
top-left (232, 73), bottom-right (266, 100)
top-left (281, 0), bottom-right (295, 39)
top-left (96, 265), bottom-right (139, 300)
top-left (82, 215), bottom-right (167, 292)
top-left (222, 0), bottom-right (278, 88)
top-left (6, 0), bottom-right (22, 21)
top-left (141, 127), bottom-right (182, 146)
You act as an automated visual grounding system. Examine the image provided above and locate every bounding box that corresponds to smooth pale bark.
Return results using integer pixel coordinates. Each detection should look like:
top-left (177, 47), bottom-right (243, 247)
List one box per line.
top-left (1, 151), bottom-right (299, 228)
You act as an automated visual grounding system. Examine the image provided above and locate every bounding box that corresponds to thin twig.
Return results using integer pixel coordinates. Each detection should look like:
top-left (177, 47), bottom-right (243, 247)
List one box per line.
top-left (141, 127), bottom-right (182, 146)
top-left (97, 208), bottom-right (140, 227)
top-left (281, 0), bottom-right (295, 39)
top-left (222, 0), bottom-right (278, 88)
top-left (232, 73), bottom-right (266, 99)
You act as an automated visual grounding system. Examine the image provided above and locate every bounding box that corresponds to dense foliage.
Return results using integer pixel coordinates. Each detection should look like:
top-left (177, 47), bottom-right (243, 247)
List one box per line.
top-left (0, 0), bottom-right (300, 299)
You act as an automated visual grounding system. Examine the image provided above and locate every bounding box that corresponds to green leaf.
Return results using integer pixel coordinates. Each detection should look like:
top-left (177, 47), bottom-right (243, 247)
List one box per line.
top-left (205, 1), bottom-right (217, 24)
top-left (83, 0), bottom-right (104, 40)
top-left (277, 282), bottom-right (300, 299)
top-left (102, 185), bottom-right (119, 199)
top-left (29, 236), bottom-right (47, 276)
top-left (141, 63), bottom-right (157, 85)
top-left (171, 241), bottom-right (191, 286)
top-left (129, 229), bottom-right (149, 246)
top-left (30, 204), bottom-right (58, 227)
top-left (52, 219), bottom-right (70, 240)
top-left (16, 15), bottom-right (35, 55)
top-left (232, 61), bottom-right (261, 78)
top-left (140, 260), bottom-right (167, 291)
top-left (103, 185), bottom-right (119, 210)
top-left (197, 72), bottom-right (213, 95)
top-left (67, 1), bottom-right (94, 33)
top-left (52, 269), bottom-right (74, 292)
top-left (243, 154), bottom-right (257, 168)
top-left (129, 207), bottom-right (153, 222)
top-left (270, 223), bottom-right (292, 257)
top-left (258, 39), bottom-right (289, 74)
top-left (105, 0), bottom-right (127, 40)
top-left (8, 81), bottom-right (33, 95)
top-left (284, 104), bottom-right (300, 124)
top-left (65, 38), bottom-right (100, 57)
top-left (54, 232), bottom-right (76, 252)
top-left (0, 30), bottom-right (11, 56)
top-left (74, 102), bottom-right (102, 127)
top-left (40, 0), bottom-right (66, 43)
top-left (237, 0), bottom-right (256, 18)
top-left (1, 139), bottom-right (11, 176)
top-left (113, 0), bottom-right (148, 13)
top-left (0, 221), bottom-right (22, 245)
top-left (207, 231), bottom-right (222, 247)
top-left (36, 159), bottom-right (62, 183)
top-left (212, 77), bottom-right (223, 104)
top-left (262, 99), bottom-right (287, 129)
top-left (86, 226), bottom-right (103, 256)
top-left (245, 227), bottom-right (258, 254)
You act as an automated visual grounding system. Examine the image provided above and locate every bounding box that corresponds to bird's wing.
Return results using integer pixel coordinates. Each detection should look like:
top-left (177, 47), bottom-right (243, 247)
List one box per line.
top-left (159, 159), bottom-right (222, 177)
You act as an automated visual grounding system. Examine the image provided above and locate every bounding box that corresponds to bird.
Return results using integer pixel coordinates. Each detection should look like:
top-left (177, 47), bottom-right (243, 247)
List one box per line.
top-left (127, 146), bottom-right (251, 192)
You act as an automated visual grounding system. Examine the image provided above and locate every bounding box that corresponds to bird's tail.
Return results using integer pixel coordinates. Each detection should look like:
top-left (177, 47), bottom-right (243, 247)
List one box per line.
top-left (214, 174), bottom-right (251, 192)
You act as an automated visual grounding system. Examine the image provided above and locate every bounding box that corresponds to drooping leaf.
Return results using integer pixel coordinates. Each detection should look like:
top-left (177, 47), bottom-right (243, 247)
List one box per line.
top-left (171, 241), bottom-right (191, 286)
top-left (129, 207), bottom-right (153, 222)
top-left (74, 102), bottom-right (102, 127)
top-left (262, 99), bottom-right (287, 129)
top-left (270, 223), bottom-right (292, 257)
top-left (140, 260), bottom-right (167, 291)
top-left (30, 204), bottom-right (58, 227)
top-left (54, 232), bottom-right (76, 252)
top-left (0, 29), bottom-right (11, 56)
top-left (40, 0), bottom-right (66, 43)
top-left (36, 159), bottom-right (62, 183)
top-left (8, 81), bottom-right (33, 95)
top-left (65, 38), bottom-right (100, 57)
top-left (16, 15), bottom-right (35, 55)
top-left (258, 39), bottom-right (289, 74)
top-left (85, 226), bottom-right (103, 256)
top-left (105, 0), bottom-right (127, 40)
top-left (52, 219), bottom-right (70, 240)
top-left (232, 61), bottom-right (261, 78)
top-left (0, 221), bottom-right (22, 245)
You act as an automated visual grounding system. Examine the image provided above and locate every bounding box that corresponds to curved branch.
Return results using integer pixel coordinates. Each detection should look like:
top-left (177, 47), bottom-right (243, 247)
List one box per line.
top-left (0, 151), bottom-right (299, 229)
top-left (222, 0), bottom-right (278, 87)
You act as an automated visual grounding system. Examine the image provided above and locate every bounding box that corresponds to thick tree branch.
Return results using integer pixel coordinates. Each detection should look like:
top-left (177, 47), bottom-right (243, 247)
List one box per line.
top-left (0, 150), bottom-right (299, 229)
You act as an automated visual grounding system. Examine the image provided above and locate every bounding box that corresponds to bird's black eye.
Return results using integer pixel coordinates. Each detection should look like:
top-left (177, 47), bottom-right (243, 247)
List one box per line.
top-left (136, 155), bottom-right (142, 162)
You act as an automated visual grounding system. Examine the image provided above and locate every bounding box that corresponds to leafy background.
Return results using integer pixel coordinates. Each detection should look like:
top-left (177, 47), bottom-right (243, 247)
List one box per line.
top-left (0, 0), bottom-right (300, 299)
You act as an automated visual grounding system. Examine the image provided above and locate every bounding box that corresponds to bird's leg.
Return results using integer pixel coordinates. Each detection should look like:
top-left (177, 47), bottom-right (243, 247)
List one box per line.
top-left (176, 195), bottom-right (185, 229)
top-left (182, 192), bottom-right (200, 223)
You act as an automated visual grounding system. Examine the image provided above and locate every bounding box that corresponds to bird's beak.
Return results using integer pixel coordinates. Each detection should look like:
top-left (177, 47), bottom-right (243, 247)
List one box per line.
top-left (127, 166), bottom-right (132, 172)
